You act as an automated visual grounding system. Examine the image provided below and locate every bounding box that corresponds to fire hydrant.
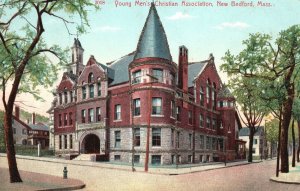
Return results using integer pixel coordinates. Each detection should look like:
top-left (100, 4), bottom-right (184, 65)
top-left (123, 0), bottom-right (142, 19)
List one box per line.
top-left (63, 166), bottom-right (68, 179)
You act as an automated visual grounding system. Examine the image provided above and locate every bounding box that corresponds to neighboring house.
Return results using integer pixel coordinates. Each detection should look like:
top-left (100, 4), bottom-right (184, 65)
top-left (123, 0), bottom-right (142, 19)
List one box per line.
top-left (47, 98), bottom-right (56, 149)
top-left (239, 127), bottom-right (265, 158)
top-left (12, 106), bottom-right (49, 148)
top-left (51, 3), bottom-right (245, 165)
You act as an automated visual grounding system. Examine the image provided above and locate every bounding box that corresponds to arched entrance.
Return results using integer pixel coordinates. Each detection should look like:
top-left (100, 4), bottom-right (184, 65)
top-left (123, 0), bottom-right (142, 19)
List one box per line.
top-left (82, 134), bottom-right (100, 154)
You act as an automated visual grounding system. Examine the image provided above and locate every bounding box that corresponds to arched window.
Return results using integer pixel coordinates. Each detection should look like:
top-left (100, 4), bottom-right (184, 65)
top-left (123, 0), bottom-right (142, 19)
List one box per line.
top-left (89, 84), bottom-right (94, 98)
top-left (206, 79), bottom-right (211, 106)
top-left (212, 83), bottom-right (217, 110)
top-left (200, 86), bottom-right (204, 106)
top-left (88, 72), bottom-right (94, 83)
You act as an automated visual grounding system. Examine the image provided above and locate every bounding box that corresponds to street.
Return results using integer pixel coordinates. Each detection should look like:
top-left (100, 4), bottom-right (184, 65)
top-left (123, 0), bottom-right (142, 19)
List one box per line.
top-left (0, 157), bottom-right (298, 191)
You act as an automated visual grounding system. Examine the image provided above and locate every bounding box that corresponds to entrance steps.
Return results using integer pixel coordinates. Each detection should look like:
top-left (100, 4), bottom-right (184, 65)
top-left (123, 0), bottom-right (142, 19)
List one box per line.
top-left (73, 154), bottom-right (96, 161)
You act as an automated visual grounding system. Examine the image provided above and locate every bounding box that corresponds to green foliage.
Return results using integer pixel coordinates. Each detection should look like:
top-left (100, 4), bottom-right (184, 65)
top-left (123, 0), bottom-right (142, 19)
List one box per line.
top-left (265, 119), bottom-right (279, 144)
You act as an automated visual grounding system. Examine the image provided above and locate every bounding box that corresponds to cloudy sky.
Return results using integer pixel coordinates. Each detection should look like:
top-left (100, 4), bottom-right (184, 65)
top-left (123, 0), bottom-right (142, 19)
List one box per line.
top-left (1, 0), bottom-right (300, 116)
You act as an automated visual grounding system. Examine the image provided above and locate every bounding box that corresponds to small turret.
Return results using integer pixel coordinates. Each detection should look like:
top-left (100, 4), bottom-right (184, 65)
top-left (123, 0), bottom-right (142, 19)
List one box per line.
top-left (69, 38), bottom-right (84, 76)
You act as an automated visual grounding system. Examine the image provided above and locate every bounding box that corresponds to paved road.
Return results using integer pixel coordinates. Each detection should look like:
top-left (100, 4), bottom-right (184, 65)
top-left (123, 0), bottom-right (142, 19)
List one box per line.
top-left (0, 157), bottom-right (298, 191)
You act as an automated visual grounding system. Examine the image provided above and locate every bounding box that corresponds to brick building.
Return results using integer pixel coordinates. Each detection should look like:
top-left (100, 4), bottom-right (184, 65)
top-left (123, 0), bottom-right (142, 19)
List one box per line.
top-left (52, 3), bottom-right (245, 165)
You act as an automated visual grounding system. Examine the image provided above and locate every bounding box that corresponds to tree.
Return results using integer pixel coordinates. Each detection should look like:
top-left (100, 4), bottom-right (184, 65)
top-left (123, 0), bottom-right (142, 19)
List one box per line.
top-left (0, 0), bottom-right (98, 183)
top-left (221, 50), bottom-right (267, 162)
top-left (0, 110), bottom-right (5, 153)
top-left (292, 96), bottom-right (300, 162)
top-left (221, 25), bottom-right (300, 173)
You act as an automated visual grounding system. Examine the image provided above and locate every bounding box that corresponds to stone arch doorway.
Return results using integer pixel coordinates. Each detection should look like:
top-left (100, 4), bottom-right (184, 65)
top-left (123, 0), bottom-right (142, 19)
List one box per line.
top-left (82, 134), bottom-right (100, 154)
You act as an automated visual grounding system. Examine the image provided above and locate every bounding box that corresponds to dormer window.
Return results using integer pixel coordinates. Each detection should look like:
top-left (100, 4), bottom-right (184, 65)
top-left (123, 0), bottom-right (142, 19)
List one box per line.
top-left (132, 70), bottom-right (141, 84)
top-left (88, 72), bottom-right (94, 83)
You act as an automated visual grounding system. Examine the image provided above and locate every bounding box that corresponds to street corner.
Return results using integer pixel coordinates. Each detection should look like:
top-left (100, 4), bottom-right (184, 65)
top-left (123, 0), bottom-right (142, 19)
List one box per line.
top-left (270, 173), bottom-right (300, 185)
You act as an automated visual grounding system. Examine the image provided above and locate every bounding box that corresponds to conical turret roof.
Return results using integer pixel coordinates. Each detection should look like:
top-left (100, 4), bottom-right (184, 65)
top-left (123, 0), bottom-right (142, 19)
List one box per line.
top-left (134, 3), bottom-right (172, 61)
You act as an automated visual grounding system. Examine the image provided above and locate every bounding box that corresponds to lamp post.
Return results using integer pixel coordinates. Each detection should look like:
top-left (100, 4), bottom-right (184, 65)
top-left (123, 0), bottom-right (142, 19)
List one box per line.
top-left (144, 74), bottom-right (158, 172)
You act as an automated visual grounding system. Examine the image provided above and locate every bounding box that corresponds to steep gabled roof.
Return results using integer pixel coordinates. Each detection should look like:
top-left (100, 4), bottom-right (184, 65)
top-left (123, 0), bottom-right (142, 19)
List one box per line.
top-left (97, 62), bottom-right (115, 80)
top-left (134, 3), bottom-right (172, 61)
top-left (109, 52), bottom-right (135, 86)
top-left (188, 62), bottom-right (207, 87)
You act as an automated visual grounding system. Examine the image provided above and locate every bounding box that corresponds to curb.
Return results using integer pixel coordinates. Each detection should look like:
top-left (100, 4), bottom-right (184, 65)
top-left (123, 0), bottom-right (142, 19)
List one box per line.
top-left (39, 184), bottom-right (86, 191)
top-left (269, 177), bottom-right (300, 185)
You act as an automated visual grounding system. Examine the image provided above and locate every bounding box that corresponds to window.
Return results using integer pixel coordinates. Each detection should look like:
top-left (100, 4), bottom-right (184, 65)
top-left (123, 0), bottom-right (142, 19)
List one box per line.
top-left (132, 70), bottom-right (141, 84)
top-left (252, 148), bottom-right (256, 154)
top-left (69, 134), bottom-right (73, 149)
top-left (176, 132), bottom-right (180, 148)
top-left (152, 69), bottom-right (163, 82)
top-left (59, 135), bottom-right (62, 149)
top-left (96, 107), bottom-right (101, 122)
top-left (88, 72), bottom-right (94, 83)
top-left (212, 138), bottom-right (217, 150)
top-left (254, 139), bottom-right (258, 145)
top-left (81, 110), bottom-right (86, 123)
top-left (189, 134), bottom-right (192, 149)
top-left (200, 135), bottom-right (204, 149)
top-left (212, 118), bottom-right (216, 130)
top-left (206, 117), bottom-right (211, 129)
top-left (200, 87), bottom-right (204, 106)
top-left (114, 155), bottom-right (121, 161)
top-left (134, 128), bottom-right (140, 146)
top-left (133, 99), bottom-right (141, 116)
top-left (69, 112), bottom-right (73, 125)
top-left (199, 155), bottom-right (203, 162)
top-left (199, 114), bottom-right (204, 128)
top-left (206, 79), bottom-right (211, 105)
top-left (97, 82), bottom-right (101, 96)
top-left (152, 128), bottom-right (161, 146)
top-left (13, 128), bottom-right (16, 134)
top-left (152, 98), bottom-right (162, 115)
top-left (206, 137), bottom-right (211, 150)
top-left (176, 106), bottom-right (181, 121)
top-left (64, 91), bottom-right (68, 103)
top-left (114, 104), bottom-right (121, 120)
top-left (212, 83), bottom-right (217, 110)
top-left (89, 85), bottom-right (94, 98)
top-left (88, 108), bottom-right (94, 123)
top-left (171, 129), bottom-right (174, 147)
top-left (59, 114), bottom-right (62, 126)
top-left (188, 111), bottom-right (193, 124)
top-left (151, 155), bottom-right (161, 165)
top-left (59, 93), bottom-right (62, 104)
top-left (64, 135), bottom-right (67, 149)
top-left (64, 113), bottom-right (67, 126)
top-left (82, 86), bottom-right (86, 99)
top-left (70, 91), bottom-right (73, 102)
top-left (171, 155), bottom-right (175, 164)
top-left (171, 101), bottom-right (176, 118)
top-left (188, 155), bottom-right (193, 163)
top-left (134, 155), bottom-right (140, 163)
top-left (22, 129), bottom-right (27, 135)
top-left (219, 101), bottom-right (223, 108)
top-left (115, 131), bottom-right (121, 148)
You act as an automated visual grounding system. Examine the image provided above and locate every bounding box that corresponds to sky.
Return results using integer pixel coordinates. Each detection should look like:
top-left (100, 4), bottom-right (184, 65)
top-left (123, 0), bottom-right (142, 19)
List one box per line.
top-left (1, 0), bottom-right (300, 116)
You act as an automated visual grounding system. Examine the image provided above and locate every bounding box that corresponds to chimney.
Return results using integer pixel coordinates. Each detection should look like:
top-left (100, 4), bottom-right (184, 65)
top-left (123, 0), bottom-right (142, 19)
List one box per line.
top-left (178, 46), bottom-right (188, 93)
top-left (15, 105), bottom-right (20, 119)
top-left (32, 112), bottom-right (36, 124)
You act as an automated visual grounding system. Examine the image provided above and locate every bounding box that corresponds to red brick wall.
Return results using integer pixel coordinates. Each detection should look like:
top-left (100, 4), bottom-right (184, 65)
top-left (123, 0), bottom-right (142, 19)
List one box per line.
top-left (54, 105), bottom-right (76, 134)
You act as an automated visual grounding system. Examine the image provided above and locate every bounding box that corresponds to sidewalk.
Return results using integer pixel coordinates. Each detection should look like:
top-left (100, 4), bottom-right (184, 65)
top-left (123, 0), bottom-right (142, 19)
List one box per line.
top-left (0, 167), bottom-right (85, 191)
top-left (0, 153), bottom-right (255, 175)
top-left (270, 165), bottom-right (300, 184)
